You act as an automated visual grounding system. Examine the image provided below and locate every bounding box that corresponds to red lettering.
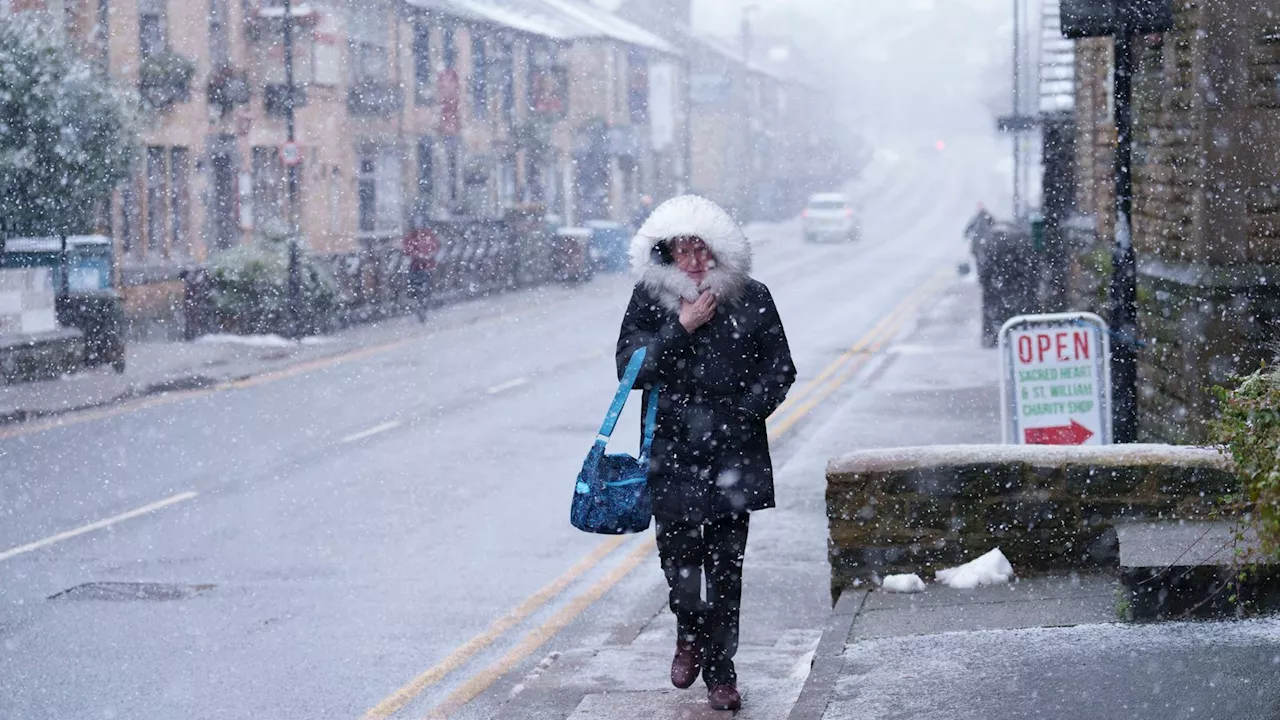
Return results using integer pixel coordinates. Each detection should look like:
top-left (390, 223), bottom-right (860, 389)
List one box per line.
top-left (1074, 331), bottom-right (1090, 360)
top-left (1036, 334), bottom-right (1052, 363)
top-left (1017, 335), bottom-right (1033, 364)
top-left (1055, 332), bottom-right (1070, 361)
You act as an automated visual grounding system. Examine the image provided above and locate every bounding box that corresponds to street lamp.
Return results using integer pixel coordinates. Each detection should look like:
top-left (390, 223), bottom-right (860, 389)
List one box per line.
top-left (282, 0), bottom-right (301, 338)
top-left (740, 4), bottom-right (760, 216)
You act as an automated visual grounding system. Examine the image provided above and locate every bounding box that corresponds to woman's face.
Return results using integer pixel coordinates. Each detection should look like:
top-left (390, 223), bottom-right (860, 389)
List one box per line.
top-left (669, 237), bottom-right (715, 285)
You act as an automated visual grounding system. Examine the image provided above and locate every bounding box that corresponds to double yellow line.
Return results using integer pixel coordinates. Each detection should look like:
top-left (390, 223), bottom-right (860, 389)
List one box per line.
top-left (364, 268), bottom-right (952, 720)
top-left (766, 269), bottom-right (951, 440)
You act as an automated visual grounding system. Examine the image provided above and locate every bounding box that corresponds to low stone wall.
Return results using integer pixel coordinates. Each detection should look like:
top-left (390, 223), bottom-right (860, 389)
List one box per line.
top-left (826, 444), bottom-right (1237, 600)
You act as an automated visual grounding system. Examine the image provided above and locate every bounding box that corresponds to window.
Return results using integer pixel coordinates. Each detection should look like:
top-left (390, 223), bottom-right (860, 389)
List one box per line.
top-left (209, 0), bottom-right (229, 66)
top-left (358, 150), bottom-right (376, 233)
top-left (498, 154), bottom-right (516, 209)
top-left (251, 146), bottom-right (286, 232)
top-left (471, 34), bottom-right (488, 118)
top-left (121, 183), bottom-right (139, 257)
top-left (443, 26), bottom-right (456, 70)
top-left (145, 146), bottom-right (167, 254)
top-left (628, 50), bottom-right (649, 124)
top-left (139, 0), bottom-right (166, 60)
top-left (349, 1), bottom-right (389, 82)
top-left (445, 138), bottom-right (460, 205)
top-left (417, 137), bottom-right (435, 204)
top-left (169, 147), bottom-right (190, 257)
top-left (497, 40), bottom-right (515, 123)
top-left (413, 21), bottom-right (433, 105)
top-left (356, 145), bottom-right (404, 234)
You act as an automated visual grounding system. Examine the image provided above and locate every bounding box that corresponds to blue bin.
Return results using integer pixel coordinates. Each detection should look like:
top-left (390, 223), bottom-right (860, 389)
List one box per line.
top-left (586, 221), bottom-right (632, 273)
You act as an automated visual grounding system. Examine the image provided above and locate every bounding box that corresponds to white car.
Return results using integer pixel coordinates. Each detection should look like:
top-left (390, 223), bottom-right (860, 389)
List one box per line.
top-left (802, 193), bottom-right (859, 242)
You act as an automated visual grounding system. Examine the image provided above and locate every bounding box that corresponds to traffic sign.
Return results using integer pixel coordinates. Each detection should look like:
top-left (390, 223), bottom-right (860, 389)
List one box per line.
top-left (279, 141), bottom-right (303, 168)
top-left (999, 313), bottom-right (1112, 446)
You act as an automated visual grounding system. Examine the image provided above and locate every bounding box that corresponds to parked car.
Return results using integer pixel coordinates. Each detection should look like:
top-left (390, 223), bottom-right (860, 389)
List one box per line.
top-left (802, 192), bottom-right (859, 243)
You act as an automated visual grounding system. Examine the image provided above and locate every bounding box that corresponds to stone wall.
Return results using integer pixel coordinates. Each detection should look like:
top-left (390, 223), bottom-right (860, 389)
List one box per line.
top-left (826, 445), bottom-right (1236, 601)
top-left (1069, 0), bottom-right (1280, 443)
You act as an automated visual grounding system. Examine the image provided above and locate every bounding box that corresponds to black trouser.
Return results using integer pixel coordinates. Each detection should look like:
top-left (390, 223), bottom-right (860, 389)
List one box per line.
top-left (655, 512), bottom-right (750, 686)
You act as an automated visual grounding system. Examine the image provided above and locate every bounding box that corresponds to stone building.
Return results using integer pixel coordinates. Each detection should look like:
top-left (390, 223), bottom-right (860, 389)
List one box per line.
top-left (1071, 0), bottom-right (1280, 441)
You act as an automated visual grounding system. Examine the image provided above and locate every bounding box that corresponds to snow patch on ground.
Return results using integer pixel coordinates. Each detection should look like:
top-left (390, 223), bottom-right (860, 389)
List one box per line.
top-left (196, 334), bottom-right (332, 348)
top-left (935, 548), bottom-right (1014, 589)
top-left (828, 443), bottom-right (1229, 475)
top-left (881, 573), bottom-right (927, 593)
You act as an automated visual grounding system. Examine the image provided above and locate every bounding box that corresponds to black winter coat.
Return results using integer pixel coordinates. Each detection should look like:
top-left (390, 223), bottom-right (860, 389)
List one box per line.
top-left (616, 280), bottom-right (795, 524)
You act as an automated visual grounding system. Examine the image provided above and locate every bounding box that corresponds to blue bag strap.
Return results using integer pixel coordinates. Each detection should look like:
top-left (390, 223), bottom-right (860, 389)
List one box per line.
top-left (597, 347), bottom-right (646, 444)
top-left (638, 385), bottom-right (660, 461)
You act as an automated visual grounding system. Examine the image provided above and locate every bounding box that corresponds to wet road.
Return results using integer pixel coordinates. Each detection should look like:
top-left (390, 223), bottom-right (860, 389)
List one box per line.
top-left (0, 137), bottom-right (1006, 719)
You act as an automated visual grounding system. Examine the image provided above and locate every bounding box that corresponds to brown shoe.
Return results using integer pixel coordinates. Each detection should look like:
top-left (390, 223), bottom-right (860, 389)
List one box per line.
top-left (671, 639), bottom-right (701, 689)
top-left (707, 684), bottom-right (741, 711)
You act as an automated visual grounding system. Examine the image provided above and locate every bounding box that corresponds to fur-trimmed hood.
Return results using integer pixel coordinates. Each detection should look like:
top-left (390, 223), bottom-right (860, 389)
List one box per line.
top-left (629, 195), bottom-right (753, 313)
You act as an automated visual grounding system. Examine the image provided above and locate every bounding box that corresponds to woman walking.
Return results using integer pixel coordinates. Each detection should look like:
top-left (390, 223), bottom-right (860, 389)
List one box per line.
top-left (616, 195), bottom-right (795, 711)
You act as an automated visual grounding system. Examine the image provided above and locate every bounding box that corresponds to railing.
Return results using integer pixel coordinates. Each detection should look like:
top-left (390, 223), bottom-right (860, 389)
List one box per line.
top-left (183, 214), bottom-right (564, 338)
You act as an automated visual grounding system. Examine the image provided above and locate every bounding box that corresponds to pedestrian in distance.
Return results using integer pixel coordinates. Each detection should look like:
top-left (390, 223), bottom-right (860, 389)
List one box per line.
top-left (402, 217), bottom-right (440, 323)
top-left (615, 195), bottom-right (796, 712)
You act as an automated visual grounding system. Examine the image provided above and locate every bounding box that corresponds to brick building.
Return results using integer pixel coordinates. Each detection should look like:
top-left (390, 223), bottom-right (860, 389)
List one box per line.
top-left (6, 0), bottom-right (682, 335)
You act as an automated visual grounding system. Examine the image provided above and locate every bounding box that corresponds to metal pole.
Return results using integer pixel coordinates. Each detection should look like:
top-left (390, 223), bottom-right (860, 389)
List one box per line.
top-left (740, 10), bottom-right (754, 217)
top-left (1012, 0), bottom-right (1022, 219)
top-left (1110, 29), bottom-right (1138, 443)
top-left (283, 0), bottom-right (302, 338)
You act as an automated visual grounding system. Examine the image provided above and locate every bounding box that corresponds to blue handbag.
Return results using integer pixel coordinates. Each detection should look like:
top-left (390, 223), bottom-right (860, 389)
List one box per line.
top-left (570, 348), bottom-right (658, 535)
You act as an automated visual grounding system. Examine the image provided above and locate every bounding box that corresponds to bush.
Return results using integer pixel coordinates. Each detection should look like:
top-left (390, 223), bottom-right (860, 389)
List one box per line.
top-left (208, 238), bottom-right (338, 336)
top-left (139, 49), bottom-right (196, 108)
top-left (1212, 366), bottom-right (1280, 560)
top-left (0, 13), bottom-right (136, 237)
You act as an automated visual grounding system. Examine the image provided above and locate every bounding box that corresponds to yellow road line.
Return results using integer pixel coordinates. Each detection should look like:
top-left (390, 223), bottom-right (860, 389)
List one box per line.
top-left (0, 491), bottom-right (199, 563)
top-left (421, 539), bottom-right (656, 720)
top-left (767, 271), bottom-right (948, 421)
top-left (768, 270), bottom-right (949, 437)
top-left (359, 535), bottom-right (629, 720)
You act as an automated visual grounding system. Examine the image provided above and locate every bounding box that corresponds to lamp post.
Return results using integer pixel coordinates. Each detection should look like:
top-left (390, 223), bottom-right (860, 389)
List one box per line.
top-left (282, 0), bottom-right (302, 338)
top-left (1109, 27), bottom-right (1138, 443)
top-left (740, 4), bottom-right (760, 217)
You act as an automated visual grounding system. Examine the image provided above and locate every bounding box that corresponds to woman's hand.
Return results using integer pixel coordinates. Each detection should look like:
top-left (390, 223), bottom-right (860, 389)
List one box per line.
top-left (680, 291), bottom-right (717, 334)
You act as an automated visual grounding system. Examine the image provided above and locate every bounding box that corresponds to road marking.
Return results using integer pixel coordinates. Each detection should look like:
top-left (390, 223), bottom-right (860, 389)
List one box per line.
top-left (768, 271), bottom-right (946, 420)
top-left (341, 421), bottom-right (403, 444)
top-left (0, 299), bottom-right (563, 443)
top-left (0, 491), bottom-right (199, 563)
top-left (421, 539), bottom-right (655, 720)
top-left (768, 271), bottom-right (949, 439)
top-left (486, 378), bottom-right (529, 395)
top-left (359, 535), bottom-right (629, 720)
top-left (769, 269), bottom-right (949, 425)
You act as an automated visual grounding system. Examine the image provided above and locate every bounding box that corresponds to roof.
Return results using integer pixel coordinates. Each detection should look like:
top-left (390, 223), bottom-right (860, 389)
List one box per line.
top-left (405, 0), bottom-right (677, 55)
top-left (688, 32), bottom-right (790, 82)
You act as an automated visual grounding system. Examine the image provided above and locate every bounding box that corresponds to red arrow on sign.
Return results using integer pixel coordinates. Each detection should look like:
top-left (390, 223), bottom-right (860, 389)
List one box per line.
top-left (1025, 420), bottom-right (1094, 445)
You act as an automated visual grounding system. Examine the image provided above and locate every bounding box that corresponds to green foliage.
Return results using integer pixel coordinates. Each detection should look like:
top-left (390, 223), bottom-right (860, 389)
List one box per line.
top-left (138, 49), bottom-right (196, 108)
top-left (1212, 366), bottom-right (1280, 560)
top-left (0, 13), bottom-right (136, 237)
top-left (208, 242), bottom-right (338, 336)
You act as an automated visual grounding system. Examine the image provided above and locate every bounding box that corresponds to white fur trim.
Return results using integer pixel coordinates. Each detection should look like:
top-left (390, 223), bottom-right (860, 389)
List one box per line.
top-left (630, 195), bottom-right (752, 313)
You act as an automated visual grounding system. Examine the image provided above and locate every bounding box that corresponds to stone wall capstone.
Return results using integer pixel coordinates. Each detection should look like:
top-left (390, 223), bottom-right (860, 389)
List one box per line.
top-left (826, 444), bottom-right (1236, 601)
